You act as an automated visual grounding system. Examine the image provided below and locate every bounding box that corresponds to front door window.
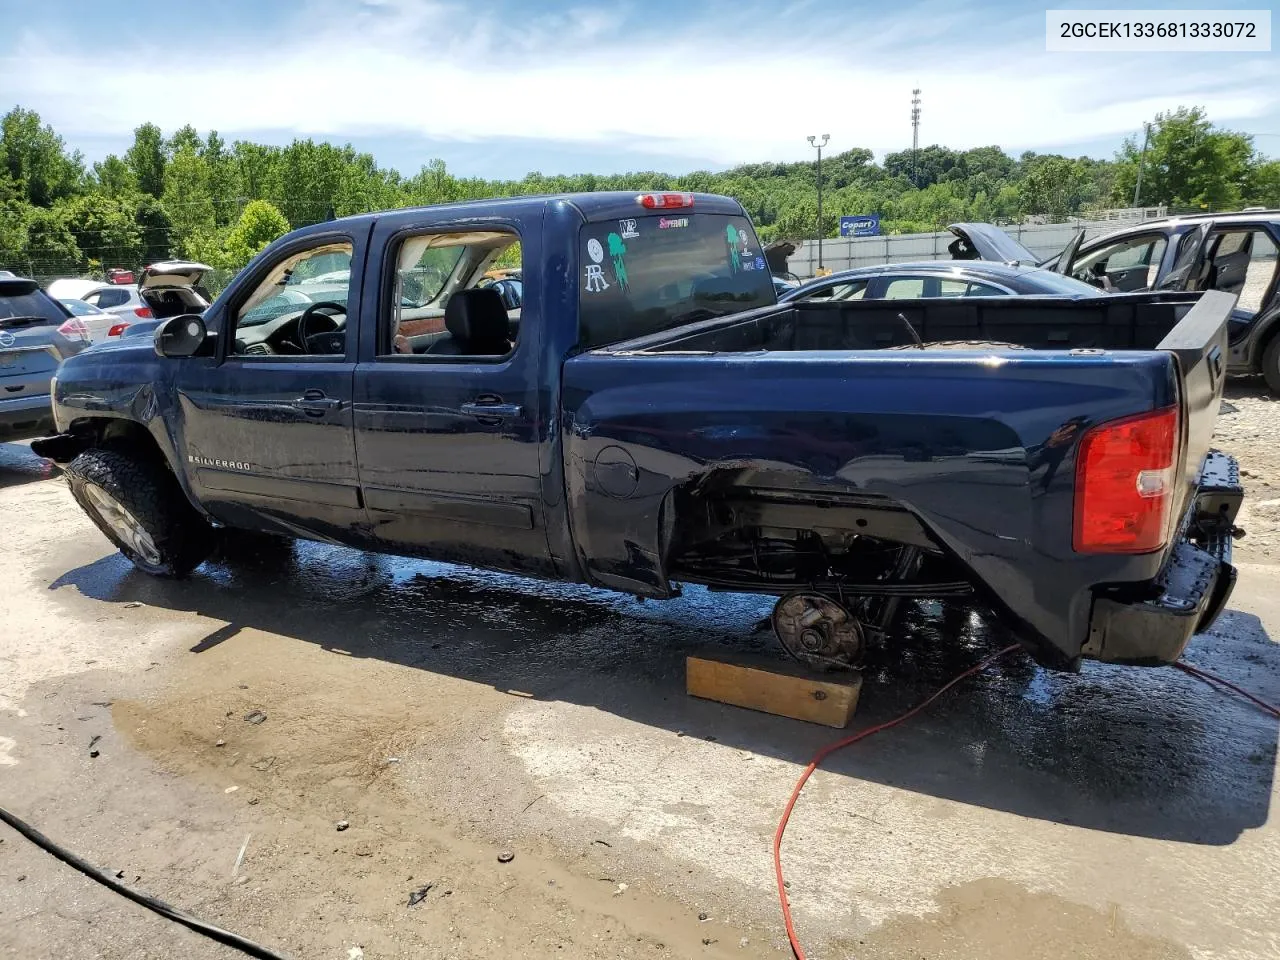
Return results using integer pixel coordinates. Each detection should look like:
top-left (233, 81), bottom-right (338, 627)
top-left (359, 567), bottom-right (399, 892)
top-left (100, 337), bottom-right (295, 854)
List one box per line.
top-left (231, 242), bottom-right (353, 356)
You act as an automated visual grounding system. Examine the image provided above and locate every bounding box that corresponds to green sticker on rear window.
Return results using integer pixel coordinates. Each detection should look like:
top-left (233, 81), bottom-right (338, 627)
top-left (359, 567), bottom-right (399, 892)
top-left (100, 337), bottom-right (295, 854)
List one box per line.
top-left (607, 232), bottom-right (629, 290)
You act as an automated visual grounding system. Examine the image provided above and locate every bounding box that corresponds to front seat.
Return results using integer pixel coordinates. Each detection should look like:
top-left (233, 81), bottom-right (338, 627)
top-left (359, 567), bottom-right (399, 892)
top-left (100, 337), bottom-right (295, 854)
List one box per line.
top-left (427, 288), bottom-right (512, 356)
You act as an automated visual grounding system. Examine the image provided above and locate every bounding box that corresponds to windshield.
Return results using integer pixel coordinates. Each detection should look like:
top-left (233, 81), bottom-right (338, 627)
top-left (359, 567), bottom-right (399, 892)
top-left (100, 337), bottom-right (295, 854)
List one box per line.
top-left (578, 213), bottom-right (775, 349)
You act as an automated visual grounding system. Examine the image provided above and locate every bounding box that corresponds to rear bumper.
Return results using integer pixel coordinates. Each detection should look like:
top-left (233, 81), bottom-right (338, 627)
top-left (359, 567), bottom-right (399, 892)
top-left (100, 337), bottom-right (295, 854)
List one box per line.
top-left (1083, 451), bottom-right (1242, 666)
top-left (0, 392), bottom-right (55, 442)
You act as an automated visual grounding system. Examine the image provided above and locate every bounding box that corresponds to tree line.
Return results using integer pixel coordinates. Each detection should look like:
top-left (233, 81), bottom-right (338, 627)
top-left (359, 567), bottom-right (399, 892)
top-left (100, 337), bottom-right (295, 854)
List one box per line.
top-left (2, 104), bottom-right (1276, 282)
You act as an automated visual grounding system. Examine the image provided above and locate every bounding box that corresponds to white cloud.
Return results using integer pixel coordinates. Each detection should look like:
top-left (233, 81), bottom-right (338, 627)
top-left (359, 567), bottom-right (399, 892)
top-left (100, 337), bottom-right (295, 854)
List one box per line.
top-left (1, 0), bottom-right (1274, 166)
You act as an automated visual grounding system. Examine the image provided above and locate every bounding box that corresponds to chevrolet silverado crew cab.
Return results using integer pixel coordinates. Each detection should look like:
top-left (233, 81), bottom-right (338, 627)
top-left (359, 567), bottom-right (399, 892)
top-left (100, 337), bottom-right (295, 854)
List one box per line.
top-left (34, 192), bottom-right (1243, 672)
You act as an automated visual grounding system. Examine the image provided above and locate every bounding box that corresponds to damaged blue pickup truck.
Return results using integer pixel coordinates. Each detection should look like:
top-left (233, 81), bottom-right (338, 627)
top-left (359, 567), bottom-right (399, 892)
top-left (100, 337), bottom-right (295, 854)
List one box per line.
top-left (33, 192), bottom-right (1243, 672)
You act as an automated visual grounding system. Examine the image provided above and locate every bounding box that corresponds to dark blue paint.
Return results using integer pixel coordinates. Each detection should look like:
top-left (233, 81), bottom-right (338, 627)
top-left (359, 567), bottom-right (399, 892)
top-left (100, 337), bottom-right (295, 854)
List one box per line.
top-left (44, 192), bottom-right (1238, 670)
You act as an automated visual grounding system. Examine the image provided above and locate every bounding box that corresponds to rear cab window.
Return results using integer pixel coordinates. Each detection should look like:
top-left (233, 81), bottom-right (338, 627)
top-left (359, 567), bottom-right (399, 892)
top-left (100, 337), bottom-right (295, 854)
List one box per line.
top-left (577, 213), bottom-right (775, 349)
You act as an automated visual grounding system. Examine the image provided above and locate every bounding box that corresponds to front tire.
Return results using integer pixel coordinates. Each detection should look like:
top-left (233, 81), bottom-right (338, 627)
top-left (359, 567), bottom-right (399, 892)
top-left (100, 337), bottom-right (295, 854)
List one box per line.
top-left (66, 447), bottom-right (214, 577)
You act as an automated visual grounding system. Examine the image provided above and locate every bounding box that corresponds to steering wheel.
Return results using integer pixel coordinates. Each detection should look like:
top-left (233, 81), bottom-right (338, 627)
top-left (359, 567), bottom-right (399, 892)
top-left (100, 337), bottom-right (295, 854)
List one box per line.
top-left (296, 301), bottom-right (347, 353)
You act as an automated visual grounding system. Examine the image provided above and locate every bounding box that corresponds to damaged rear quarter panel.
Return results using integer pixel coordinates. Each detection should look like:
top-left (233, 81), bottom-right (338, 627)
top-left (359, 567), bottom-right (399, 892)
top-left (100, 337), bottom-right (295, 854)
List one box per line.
top-left (561, 348), bottom-right (1180, 664)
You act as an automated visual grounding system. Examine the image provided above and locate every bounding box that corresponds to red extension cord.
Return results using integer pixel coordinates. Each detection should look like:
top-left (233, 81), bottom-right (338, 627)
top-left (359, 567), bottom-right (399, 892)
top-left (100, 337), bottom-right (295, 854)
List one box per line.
top-left (772, 646), bottom-right (1280, 959)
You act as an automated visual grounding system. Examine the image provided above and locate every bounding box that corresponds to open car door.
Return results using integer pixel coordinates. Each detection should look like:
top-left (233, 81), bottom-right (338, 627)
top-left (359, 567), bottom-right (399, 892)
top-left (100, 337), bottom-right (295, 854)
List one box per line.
top-left (1157, 223), bottom-right (1212, 291)
top-left (1051, 229), bottom-right (1086, 275)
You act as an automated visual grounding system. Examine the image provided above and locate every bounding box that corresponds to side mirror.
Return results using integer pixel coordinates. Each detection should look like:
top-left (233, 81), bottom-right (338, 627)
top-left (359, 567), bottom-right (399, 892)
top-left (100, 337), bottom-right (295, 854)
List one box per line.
top-left (154, 314), bottom-right (207, 358)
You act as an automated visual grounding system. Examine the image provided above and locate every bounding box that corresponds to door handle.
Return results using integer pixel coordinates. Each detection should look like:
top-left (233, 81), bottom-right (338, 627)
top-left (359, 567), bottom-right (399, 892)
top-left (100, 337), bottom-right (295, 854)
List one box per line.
top-left (460, 401), bottom-right (523, 419)
top-left (291, 392), bottom-right (343, 415)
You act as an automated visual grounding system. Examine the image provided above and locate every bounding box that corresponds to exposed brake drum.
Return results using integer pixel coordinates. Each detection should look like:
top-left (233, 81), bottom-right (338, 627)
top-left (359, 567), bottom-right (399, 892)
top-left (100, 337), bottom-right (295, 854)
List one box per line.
top-left (771, 592), bottom-right (865, 671)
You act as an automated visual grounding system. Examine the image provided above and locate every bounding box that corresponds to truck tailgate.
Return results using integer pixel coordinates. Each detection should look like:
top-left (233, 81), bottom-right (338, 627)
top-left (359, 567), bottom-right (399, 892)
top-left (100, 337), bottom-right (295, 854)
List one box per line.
top-left (1157, 290), bottom-right (1234, 520)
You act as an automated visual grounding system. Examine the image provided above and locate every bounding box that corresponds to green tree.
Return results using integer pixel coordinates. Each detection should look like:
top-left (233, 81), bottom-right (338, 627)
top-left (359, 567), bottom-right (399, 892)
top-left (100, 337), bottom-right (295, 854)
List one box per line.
top-left (1245, 159), bottom-right (1280, 208)
top-left (0, 177), bottom-right (29, 262)
top-left (133, 195), bottom-right (173, 263)
top-left (223, 199), bottom-right (289, 267)
top-left (24, 206), bottom-right (81, 271)
top-left (233, 141), bottom-right (280, 199)
top-left (883, 145), bottom-right (961, 188)
top-left (269, 139), bottom-right (357, 225)
top-left (1, 107), bottom-right (83, 206)
top-left (1019, 156), bottom-right (1088, 218)
top-left (406, 158), bottom-right (463, 206)
top-left (162, 145), bottom-right (216, 246)
top-left (125, 123), bottom-right (167, 198)
top-left (1112, 106), bottom-right (1255, 209)
top-left (59, 194), bottom-right (143, 266)
top-left (92, 154), bottom-right (137, 197)
top-left (168, 124), bottom-right (202, 155)
top-left (201, 131), bottom-right (240, 226)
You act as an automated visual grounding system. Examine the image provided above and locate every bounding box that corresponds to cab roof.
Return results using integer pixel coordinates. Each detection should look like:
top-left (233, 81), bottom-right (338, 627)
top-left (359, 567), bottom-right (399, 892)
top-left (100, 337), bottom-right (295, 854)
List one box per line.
top-left (320, 192), bottom-right (748, 229)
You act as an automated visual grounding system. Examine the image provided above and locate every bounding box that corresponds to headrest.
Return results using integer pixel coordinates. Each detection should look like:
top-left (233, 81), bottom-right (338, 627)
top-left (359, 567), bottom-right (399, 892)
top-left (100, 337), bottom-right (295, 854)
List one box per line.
top-left (445, 288), bottom-right (509, 346)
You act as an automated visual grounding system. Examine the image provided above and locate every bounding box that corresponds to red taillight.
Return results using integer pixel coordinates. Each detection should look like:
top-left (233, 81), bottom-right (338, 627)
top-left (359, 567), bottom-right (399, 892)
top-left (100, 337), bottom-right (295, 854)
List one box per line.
top-left (638, 192), bottom-right (695, 209)
top-left (57, 317), bottom-right (91, 342)
top-left (1073, 407), bottom-right (1180, 554)
top-left (134, 306), bottom-right (153, 318)
top-left (107, 323), bottom-right (130, 337)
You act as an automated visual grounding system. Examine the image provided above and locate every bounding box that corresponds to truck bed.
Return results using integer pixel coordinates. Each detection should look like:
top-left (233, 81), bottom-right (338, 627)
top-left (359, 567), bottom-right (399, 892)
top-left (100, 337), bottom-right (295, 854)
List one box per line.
top-left (562, 291), bottom-right (1237, 669)
top-left (616, 291), bottom-right (1205, 354)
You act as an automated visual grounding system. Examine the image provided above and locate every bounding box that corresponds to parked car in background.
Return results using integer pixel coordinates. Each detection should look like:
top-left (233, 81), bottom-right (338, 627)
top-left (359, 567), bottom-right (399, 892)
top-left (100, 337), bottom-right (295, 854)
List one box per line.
top-left (772, 275), bottom-right (800, 297)
top-left (48, 277), bottom-right (150, 323)
top-left (58, 297), bottom-right (127, 343)
top-left (1, 276), bottom-right (89, 443)
top-left (953, 212), bottom-right (1280, 391)
top-left (47, 261), bottom-right (214, 340)
top-left (780, 260), bottom-right (1104, 303)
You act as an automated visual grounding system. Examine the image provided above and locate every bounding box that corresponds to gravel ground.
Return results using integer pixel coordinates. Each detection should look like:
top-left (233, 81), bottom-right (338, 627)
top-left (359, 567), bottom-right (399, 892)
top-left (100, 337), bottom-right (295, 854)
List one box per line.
top-left (1215, 382), bottom-right (1279, 563)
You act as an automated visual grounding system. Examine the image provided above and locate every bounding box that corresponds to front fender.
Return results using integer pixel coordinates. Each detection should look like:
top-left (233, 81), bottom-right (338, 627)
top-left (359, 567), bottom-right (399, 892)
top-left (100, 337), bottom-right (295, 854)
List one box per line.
top-left (44, 345), bottom-right (202, 514)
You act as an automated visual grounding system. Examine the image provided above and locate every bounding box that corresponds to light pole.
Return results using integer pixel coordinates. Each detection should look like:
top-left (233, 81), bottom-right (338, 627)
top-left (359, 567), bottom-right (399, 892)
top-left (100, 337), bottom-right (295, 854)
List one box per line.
top-left (807, 134), bottom-right (830, 272)
top-left (1132, 122), bottom-right (1152, 208)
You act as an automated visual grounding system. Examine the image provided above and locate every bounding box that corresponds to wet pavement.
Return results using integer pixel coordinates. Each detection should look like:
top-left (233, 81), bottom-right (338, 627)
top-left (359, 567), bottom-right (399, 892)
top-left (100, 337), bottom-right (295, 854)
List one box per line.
top-left (3, 438), bottom-right (1280, 959)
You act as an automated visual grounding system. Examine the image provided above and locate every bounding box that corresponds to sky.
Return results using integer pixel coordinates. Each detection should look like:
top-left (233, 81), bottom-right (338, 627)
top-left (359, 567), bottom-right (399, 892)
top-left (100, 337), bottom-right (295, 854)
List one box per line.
top-left (0, 0), bottom-right (1276, 180)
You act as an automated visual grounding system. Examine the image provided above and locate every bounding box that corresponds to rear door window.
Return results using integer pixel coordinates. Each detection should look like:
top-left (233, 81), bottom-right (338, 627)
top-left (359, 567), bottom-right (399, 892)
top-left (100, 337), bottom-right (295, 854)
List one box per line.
top-left (95, 288), bottom-right (131, 308)
top-left (881, 277), bottom-right (929, 299)
top-left (577, 213), bottom-right (775, 348)
top-left (829, 279), bottom-right (868, 301)
top-left (965, 281), bottom-right (1006, 297)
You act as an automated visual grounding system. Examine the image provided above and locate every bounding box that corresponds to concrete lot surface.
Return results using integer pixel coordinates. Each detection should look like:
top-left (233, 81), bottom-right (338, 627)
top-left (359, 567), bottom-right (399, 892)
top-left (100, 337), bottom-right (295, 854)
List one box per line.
top-left (2, 386), bottom-right (1279, 959)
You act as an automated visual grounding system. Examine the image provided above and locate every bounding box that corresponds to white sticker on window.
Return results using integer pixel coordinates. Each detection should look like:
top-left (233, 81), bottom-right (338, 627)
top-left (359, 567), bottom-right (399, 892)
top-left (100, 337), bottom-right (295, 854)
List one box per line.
top-left (584, 264), bottom-right (610, 293)
top-left (587, 238), bottom-right (604, 264)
